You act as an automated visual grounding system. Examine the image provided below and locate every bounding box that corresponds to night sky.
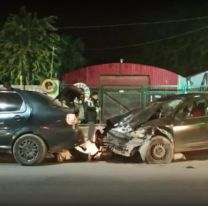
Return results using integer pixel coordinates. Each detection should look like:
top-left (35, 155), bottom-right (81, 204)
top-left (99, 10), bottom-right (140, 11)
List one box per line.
top-left (1, 0), bottom-right (208, 76)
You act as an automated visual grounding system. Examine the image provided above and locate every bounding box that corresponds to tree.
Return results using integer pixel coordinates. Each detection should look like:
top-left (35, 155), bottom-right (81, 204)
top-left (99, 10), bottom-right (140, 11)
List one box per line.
top-left (59, 35), bottom-right (86, 78)
top-left (0, 7), bottom-right (61, 85)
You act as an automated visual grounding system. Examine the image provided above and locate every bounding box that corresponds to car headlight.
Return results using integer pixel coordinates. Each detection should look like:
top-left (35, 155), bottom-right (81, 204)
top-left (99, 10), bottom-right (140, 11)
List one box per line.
top-left (66, 113), bottom-right (78, 126)
top-left (130, 126), bottom-right (154, 138)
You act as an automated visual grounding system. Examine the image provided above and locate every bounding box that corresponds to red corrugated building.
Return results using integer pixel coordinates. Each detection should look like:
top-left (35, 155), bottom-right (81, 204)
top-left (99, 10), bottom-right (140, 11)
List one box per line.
top-left (62, 63), bottom-right (178, 88)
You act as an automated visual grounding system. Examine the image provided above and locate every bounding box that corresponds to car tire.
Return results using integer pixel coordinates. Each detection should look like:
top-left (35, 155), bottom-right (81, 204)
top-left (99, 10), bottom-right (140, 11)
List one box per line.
top-left (145, 136), bottom-right (174, 164)
top-left (13, 134), bottom-right (47, 166)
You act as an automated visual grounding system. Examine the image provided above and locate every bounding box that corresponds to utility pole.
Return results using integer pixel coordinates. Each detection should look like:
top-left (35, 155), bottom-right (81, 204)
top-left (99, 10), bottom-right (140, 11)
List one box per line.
top-left (50, 46), bottom-right (55, 78)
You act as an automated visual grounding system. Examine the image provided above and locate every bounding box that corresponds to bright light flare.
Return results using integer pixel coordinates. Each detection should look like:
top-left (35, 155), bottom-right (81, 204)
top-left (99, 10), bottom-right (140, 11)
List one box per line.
top-left (76, 140), bottom-right (99, 156)
top-left (66, 113), bottom-right (78, 125)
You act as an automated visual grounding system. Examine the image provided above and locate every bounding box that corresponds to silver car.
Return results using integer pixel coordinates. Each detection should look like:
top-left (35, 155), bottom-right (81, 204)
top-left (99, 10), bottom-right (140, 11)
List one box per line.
top-left (96, 93), bottom-right (208, 163)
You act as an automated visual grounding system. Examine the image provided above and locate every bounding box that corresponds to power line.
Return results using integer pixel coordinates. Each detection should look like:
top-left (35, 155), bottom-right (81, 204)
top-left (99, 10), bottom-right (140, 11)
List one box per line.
top-left (58, 16), bottom-right (208, 30)
top-left (86, 25), bottom-right (208, 51)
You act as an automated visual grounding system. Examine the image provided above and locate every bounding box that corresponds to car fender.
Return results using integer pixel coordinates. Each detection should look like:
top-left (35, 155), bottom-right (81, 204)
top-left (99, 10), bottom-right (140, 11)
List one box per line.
top-left (139, 127), bottom-right (173, 161)
top-left (155, 127), bottom-right (174, 143)
top-left (11, 127), bottom-right (35, 144)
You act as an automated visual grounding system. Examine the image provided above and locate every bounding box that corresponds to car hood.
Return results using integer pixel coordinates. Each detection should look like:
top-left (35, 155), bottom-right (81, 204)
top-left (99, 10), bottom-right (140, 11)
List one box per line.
top-left (105, 104), bottom-right (162, 133)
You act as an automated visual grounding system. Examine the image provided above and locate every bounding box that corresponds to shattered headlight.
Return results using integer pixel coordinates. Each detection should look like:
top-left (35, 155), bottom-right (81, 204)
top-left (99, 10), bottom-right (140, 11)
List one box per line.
top-left (107, 124), bottom-right (133, 140)
top-left (130, 126), bottom-right (155, 138)
top-left (111, 123), bottom-right (133, 134)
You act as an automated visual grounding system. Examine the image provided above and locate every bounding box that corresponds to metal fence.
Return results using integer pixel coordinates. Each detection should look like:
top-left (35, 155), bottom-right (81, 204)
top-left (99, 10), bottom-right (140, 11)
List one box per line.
top-left (10, 83), bottom-right (208, 124)
top-left (99, 85), bottom-right (208, 123)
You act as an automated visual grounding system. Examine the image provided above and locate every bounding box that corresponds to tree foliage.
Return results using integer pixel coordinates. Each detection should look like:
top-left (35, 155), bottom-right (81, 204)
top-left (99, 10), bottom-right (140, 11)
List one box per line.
top-left (134, 23), bottom-right (208, 76)
top-left (59, 35), bottom-right (86, 77)
top-left (0, 7), bottom-right (61, 85)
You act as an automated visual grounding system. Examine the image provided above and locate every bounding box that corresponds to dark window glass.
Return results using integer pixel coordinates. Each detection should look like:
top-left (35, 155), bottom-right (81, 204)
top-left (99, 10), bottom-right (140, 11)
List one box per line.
top-left (0, 93), bottom-right (23, 112)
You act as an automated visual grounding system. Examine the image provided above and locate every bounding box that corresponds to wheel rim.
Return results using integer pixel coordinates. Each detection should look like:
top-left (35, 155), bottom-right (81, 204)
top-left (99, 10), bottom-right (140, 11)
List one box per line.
top-left (151, 144), bottom-right (166, 160)
top-left (18, 139), bottom-right (39, 162)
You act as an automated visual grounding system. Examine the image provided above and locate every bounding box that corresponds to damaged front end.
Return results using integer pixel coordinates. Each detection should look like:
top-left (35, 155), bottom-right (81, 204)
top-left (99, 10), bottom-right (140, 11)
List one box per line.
top-left (100, 100), bottom-right (176, 162)
top-left (103, 124), bottom-right (173, 161)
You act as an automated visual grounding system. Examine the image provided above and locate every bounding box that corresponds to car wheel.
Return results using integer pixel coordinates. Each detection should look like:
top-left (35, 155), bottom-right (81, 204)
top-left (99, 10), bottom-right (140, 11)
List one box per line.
top-left (13, 134), bottom-right (47, 166)
top-left (145, 136), bottom-right (173, 164)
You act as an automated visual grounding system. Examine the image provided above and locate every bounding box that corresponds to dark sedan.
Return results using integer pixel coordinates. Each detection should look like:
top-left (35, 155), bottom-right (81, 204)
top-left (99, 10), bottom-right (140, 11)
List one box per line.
top-left (0, 89), bottom-right (84, 165)
top-left (96, 93), bottom-right (208, 164)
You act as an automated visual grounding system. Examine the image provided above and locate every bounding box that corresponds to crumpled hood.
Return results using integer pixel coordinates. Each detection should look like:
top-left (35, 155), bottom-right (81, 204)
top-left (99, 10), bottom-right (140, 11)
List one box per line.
top-left (105, 104), bottom-right (161, 133)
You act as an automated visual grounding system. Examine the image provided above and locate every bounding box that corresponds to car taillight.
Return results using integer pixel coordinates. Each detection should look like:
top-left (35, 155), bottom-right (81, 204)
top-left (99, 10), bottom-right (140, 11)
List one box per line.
top-left (66, 113), bottom-right (78, 126)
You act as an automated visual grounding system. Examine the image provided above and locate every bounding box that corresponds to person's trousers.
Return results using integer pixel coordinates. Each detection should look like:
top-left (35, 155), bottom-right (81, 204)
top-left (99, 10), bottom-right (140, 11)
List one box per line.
top-left (87, 121), bottom-right (96, 141)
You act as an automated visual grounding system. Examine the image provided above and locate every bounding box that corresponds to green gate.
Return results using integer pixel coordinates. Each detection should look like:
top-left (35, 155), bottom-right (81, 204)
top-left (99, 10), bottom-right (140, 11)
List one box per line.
top-left (99, 85), bottom-right (208, 123)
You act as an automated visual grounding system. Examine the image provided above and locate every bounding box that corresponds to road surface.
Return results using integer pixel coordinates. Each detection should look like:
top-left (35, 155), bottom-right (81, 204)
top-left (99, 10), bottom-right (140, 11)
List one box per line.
top-left (0, 156), bottom-right (208, 206)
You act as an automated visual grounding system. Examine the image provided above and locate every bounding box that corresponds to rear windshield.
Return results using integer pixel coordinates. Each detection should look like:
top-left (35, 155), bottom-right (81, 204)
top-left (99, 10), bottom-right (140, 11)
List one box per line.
top-left (0, 92), bottom-right (24, 112)
top-left (33, 92), bottom-right (63, 108)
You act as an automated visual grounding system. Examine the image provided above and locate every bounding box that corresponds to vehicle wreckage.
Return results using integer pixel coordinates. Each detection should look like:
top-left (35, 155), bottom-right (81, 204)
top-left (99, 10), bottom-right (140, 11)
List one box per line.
top-left (55, 93), bottom-right (208, 164)
top-left (93, 93), bottom-right (208, 164)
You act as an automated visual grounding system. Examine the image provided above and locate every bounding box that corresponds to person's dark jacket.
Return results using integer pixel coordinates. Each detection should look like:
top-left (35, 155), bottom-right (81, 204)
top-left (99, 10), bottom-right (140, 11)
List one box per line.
top-left (85, 99), bottom-right (99, 123)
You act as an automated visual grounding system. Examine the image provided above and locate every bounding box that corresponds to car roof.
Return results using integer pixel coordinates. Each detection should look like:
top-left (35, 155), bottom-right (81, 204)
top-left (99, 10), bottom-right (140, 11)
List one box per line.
top-left (0, 88), bottom-right (51, 101)
top-left (155, 93), bottom-right (208, 102)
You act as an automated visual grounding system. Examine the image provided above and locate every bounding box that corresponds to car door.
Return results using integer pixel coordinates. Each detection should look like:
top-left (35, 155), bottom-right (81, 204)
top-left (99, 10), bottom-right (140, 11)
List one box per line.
top-left (0, 91), bottom-right (30, 149)
top-left (173, 96), bottom-right (208, 152)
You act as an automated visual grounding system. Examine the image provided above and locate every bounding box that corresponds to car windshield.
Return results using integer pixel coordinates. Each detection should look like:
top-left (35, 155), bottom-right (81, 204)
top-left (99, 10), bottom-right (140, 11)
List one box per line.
top-left (152, 98), bottom-right (183, 117)
top-left (128, 97), bottom-right (183, 129)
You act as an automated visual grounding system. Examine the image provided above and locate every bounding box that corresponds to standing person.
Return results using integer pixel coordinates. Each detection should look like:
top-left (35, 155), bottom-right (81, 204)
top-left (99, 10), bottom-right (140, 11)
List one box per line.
top-left (85, 91), bottom-right (100, 142)
top-left (75, 93), bottom-right (86, 124)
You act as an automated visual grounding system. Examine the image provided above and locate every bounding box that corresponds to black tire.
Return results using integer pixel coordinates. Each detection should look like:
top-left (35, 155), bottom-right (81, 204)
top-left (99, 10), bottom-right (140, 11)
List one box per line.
top-left (13, 134), bottom-right (47, 166)
top-left (145, 136), bottom-right (174, 164)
